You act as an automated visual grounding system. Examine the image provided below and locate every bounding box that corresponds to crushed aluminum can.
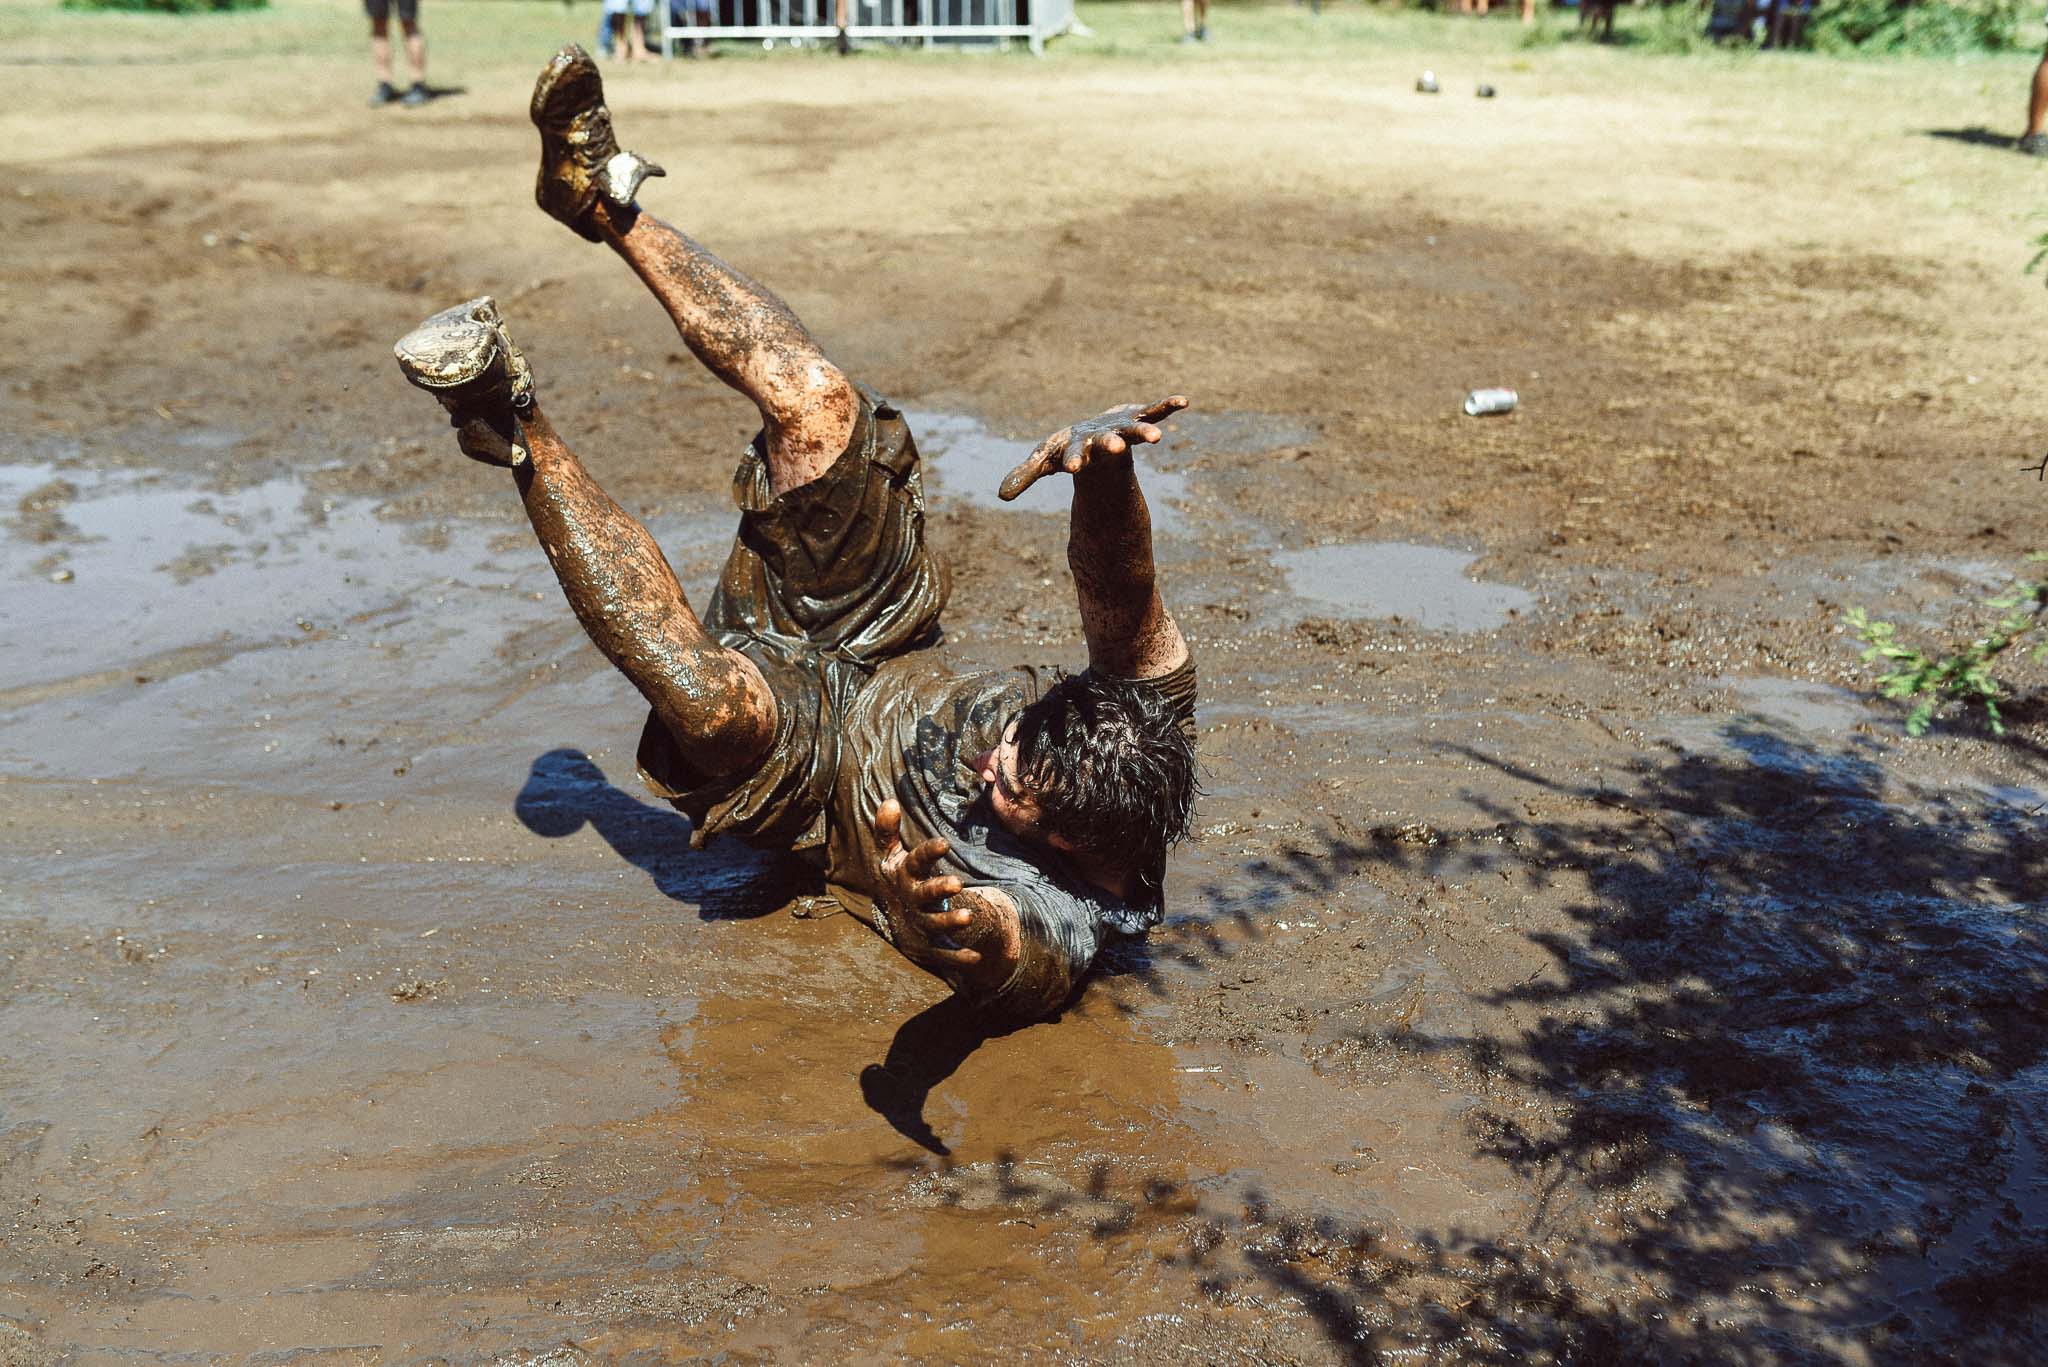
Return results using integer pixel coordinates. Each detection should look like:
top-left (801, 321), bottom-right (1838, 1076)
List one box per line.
top-left (1476, 82), bottom-right (1497, 98)
top-left (1416, 70), bottom-right (1440, 93)
top-left (1463, 387), bottom-right (1518, 416)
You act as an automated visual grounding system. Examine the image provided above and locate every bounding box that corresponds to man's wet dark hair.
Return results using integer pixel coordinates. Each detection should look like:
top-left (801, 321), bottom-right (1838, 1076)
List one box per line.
top-left (1010, 671), bottom-right (1199, 893)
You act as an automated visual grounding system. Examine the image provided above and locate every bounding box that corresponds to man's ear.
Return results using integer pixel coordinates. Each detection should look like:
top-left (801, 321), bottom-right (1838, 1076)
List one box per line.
top-left (971, 749), bottom-right (999, 784)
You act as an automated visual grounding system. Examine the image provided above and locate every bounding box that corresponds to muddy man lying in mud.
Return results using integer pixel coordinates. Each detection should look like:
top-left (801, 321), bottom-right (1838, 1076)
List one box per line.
top-left (393, 46), bottom-right (1199, 1020)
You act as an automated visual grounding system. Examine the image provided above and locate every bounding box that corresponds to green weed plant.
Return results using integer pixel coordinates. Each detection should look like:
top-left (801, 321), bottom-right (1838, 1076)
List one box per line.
top-left (1845, 554), bottom-right (2048, 736)
top-left (2027, 228), bottom-right (2048, 286)
top-left (1806, 0), bottom-right (2024, 53)
top-left (1637, 0), bottom-right (1720, 54)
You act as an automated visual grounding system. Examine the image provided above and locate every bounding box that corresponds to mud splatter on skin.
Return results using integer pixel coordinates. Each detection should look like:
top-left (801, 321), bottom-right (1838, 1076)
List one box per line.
top-left (515, 407), bottom-right (776, 779)
top-left (1068, 459), bottom-right (1184, 676)
top-left (459, 206), bottom-right (881, 785)
top-left (1010, 398), bottom-right (1194, 680)
top-left (598, 203), bottom-right (859, 496)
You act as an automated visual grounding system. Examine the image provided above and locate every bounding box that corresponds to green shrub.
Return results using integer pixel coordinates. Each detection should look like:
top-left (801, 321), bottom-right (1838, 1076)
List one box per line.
top-left (1845, 554), bottom-right (2048, 736)
top-left (1636, 0), bottom-right (1719, 53)
top-left (1807, 0), bottom-right (2024, 55)
top-left (62, 0), bottom-right (268, 12)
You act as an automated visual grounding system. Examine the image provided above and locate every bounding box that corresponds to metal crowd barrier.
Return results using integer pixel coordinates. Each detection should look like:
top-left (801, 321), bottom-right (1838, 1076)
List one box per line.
top-left (661, 0), bottom-right (1074, 56)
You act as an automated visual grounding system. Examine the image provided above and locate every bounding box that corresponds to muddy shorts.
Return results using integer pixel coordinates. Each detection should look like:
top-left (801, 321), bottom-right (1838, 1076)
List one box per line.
top-left (636, 388), bottom-right (951, 851)
top-left (365, 0), bottom-right (419, 24)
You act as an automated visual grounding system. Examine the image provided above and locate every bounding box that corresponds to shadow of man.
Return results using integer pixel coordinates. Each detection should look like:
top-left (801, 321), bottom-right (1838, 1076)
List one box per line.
top-left (859, 995), bottom-right (1024, 1156)
top-left (513, 746), bottom-right (805, 918)
top-left (518, 747), bottom-right (1031, 1153)
top-left (1925, 126), bottom-right (2020, 150)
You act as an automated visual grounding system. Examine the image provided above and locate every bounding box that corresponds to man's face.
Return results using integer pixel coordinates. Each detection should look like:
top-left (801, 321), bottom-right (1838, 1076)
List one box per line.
top-left (971, 721), bottom-right (1071, 853)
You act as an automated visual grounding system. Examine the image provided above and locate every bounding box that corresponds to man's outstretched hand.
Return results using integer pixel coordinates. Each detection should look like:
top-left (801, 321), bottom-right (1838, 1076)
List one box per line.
top-left (998, 396), bottom-right (1189, 501)
top-left (875, 798), bottom-right (975, 965)
top-left (873, 799), bottom-right (1020, 982)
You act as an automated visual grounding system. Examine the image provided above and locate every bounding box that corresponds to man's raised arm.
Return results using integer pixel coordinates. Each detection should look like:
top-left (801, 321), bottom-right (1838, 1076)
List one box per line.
top-left (999, 396), bottom-right (1192, 681)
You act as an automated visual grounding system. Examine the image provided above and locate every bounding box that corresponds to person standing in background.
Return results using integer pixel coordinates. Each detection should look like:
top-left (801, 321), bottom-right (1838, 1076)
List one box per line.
top-left (602, 0), bottom-right (660, 63)
top-left (2021, 15), bottom-right (2048, 156)
top-left (368, 0), bottom-right (429, 106)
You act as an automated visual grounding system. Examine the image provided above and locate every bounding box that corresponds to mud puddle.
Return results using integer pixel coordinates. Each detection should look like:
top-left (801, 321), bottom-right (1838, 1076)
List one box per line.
top-left (0, 453), bottom-right (1539, 1362)
top-left (909, 409), bottom-right (1546, 643)
top-left (5, 428), bottom-right (2046, 1362)
top-left (1273, 540), bottom-right (1535, 631)
top-left (2, 461), bottom-right (512, 693)
top-left (0, 463), bottom-right (733, 784)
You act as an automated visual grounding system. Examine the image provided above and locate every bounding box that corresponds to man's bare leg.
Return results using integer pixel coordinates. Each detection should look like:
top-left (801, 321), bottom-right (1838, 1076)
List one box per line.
top-left (2023, 49), bottom-right (2048, 152)
top-left (370, 17), bottom-right (397, 100)
top-left (516, 406), bottom-right (776, 776)
top-left (395, 299), bottom-right (776, 780)
top-left (400, 18), bottom-right (427, 87)
top-left (527, 48), bottom-right (857, 497)
top-left (590, 200), bottom-right (857, 497)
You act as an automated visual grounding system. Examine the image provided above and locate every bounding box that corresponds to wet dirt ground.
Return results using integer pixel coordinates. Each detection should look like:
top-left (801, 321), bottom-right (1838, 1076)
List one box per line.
top-left (4, 4), bottom-right (2048, 1360)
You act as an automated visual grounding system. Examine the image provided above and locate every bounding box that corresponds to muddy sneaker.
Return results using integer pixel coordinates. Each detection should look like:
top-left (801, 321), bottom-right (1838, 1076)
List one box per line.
top-left (370, 80), bottom-right (399, 107)
top-left (2021, 132), bottom-right (2048, 157)
top-left (530, 44), bottom-right (666, 243)
top-left (393, 297), bottom-right (537, 467)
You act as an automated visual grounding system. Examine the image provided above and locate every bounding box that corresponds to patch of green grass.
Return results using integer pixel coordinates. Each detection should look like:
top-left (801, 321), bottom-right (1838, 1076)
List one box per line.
top-left (0, 0), bottom-right (2023, 72)
top-left (1808, 0), bottom-right (2025, 55)
top-left (1068, 1), bottom-right (1552, 61)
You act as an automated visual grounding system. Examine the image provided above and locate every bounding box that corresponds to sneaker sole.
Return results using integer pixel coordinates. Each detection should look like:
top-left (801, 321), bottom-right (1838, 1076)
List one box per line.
top-left (394, 297), bottom-right (532, 403)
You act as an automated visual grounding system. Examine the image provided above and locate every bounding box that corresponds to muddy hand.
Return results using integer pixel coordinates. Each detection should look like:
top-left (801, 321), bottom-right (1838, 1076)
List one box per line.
top-left (998, 395), bottom-right (1189, 501)
top-left (874, 798), bottom-right (981, 965)
top-left (445, 401), bottom-right (528, 469)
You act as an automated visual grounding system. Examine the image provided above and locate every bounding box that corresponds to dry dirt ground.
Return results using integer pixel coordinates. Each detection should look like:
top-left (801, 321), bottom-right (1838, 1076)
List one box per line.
top-left (3, 1), bottom-right (2047, 1361)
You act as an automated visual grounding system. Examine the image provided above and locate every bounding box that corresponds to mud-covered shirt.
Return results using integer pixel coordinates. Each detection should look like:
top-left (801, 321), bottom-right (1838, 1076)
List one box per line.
top-left (823, 655), bottom-right (1196, 1021)
top-left (629, 391), bottom-right (1198, 1020)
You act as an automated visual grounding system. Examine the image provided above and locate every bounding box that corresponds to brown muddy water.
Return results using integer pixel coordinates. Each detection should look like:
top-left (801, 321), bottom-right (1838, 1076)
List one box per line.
top-left (3, 421), bottom-right (2046, 1364)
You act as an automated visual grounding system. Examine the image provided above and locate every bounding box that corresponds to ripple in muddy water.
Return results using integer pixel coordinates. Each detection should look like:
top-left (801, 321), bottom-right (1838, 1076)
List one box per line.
top-left (1274, 541), bottom-right (1534, 631)
top-left (1650, 677), bottom-right (1883, 786)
